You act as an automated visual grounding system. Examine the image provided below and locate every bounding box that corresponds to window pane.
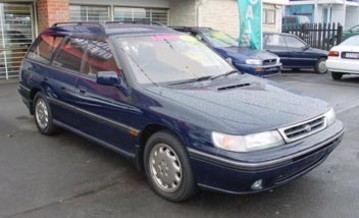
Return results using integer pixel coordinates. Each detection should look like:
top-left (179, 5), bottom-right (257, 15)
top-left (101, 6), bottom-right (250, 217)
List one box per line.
top-left (83, 40), bottom-right (120, 77)
top-left (263, 9), bottom-right (275, 24)
top-left (114, 7), bottom-right (133, 22)
top-left (133, 8), bottom-right (150, 22)
top-left (52, 37), bottom-right (86, 72)
top-left (265, 34), bottom-right (286, 46)
top-left (284, 36), bottom-right (306, 48)
top-left (151, 9), bottom-right (168, 25)
top-left (114, 7), bottom-right (169, 25)
top-left (70, 5), bottom-right (109, 22)
top-left (27, 35), bottom-right (63, 64)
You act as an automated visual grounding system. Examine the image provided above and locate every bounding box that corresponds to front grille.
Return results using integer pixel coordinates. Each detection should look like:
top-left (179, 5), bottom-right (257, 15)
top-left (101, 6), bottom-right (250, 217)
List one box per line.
top-left (341, 52), bottom-right (359, 59)
top-left (263, 59), bottom-right (277, 66)
top-left (279, 116), bottom-right (326, 142)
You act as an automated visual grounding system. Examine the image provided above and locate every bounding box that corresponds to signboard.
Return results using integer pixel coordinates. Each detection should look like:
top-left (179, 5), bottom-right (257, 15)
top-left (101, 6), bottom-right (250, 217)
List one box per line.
top-left (238, 0), bottom-right (263, 50)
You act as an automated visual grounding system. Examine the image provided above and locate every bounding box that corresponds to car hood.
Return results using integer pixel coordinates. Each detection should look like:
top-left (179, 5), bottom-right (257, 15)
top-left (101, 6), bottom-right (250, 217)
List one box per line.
top-left (144, 75), bottom-right (330, 134)
top-left (215, 47), bottom-right (278, 62)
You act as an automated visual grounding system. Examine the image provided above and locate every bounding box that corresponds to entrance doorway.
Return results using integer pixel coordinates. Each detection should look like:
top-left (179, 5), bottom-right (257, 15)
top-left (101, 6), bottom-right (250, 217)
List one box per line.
top-left (0, 3), bottom-right (34, 80)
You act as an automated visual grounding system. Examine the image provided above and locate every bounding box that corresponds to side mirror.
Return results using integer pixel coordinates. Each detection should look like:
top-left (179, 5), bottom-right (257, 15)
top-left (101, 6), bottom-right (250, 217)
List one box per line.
top-left (96, 71), bottom-right (120, 86)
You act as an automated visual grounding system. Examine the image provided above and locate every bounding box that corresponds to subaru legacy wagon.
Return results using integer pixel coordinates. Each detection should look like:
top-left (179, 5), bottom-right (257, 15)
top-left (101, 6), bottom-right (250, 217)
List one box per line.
top-left (18, 22), bottom-right (344, 202)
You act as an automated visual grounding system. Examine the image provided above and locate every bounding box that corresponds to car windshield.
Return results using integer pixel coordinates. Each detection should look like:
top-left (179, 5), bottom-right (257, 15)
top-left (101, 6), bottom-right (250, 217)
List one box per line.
top-left (340, 36), bottom-right (359, 46)
top-left (202, 30), bottom-right (239, 48)
top-left (114, 34), bottom-right (234, 84)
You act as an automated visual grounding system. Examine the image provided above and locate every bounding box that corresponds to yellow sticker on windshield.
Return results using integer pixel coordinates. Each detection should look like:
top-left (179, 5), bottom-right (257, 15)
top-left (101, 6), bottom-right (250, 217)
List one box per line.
top-left (211, 32), bottom-right (226, 39)
top-left (179, 35), bottom-right (197, 42)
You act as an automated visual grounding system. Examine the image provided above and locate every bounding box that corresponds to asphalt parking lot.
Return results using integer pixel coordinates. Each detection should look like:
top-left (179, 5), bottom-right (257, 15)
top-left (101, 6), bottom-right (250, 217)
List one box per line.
top-left (0, 72), bottom-right (358, 218)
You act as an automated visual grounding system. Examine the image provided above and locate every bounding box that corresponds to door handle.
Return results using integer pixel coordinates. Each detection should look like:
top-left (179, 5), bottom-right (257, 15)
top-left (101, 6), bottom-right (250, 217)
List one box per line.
top-left (43, 77), bottom-right (48, 82)
top-left (77, 87), bottom-right (87, 94)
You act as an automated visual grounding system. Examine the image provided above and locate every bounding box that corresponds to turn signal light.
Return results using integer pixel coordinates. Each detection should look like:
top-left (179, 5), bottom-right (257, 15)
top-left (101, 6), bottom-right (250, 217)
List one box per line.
top-left (328, 51), bottom-right (339, 57)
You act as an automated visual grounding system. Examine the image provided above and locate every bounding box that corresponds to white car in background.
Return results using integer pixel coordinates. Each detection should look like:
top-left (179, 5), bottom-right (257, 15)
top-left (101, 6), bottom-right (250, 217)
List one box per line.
top-left (326, 35), bottom-right (359, 80)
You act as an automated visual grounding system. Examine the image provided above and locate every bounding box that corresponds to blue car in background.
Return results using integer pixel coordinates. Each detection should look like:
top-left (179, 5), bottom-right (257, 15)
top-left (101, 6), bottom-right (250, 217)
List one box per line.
top-left (263, 32), bottom-right (328, 74)
top-left (173, 27), bottom-right (282, 77)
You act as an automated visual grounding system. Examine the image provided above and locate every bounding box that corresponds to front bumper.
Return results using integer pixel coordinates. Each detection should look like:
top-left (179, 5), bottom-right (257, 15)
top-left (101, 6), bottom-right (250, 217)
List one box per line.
top-left (188, 121), bottom-right (344, 194)
top-left (234, 63), bottom-right (282, 77)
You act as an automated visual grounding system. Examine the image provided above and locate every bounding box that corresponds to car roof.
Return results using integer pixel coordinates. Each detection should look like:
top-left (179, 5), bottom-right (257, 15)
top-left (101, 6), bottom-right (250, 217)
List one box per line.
top-left (45, 22), bottom-right (177, 37)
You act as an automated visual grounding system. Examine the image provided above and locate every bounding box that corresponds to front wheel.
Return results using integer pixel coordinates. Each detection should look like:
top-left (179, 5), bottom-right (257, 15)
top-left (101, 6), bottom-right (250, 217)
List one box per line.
top-left (33, 92), bottom-right (57, 135)
top-left (315, 58), bottom-right (327, 74)
top-left (144, 131), bottom-right (198, 202)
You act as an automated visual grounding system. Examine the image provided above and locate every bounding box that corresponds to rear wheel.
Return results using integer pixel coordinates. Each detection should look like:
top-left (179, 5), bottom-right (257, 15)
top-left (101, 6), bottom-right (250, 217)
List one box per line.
top-left (144, 131), bottom-right (198, 202)
top-left (33, 92), bottom-right (57, 135)
top-left (331, 72), bottom-right (343, 81)
top-left (315, 58), bottom-right (327, 74)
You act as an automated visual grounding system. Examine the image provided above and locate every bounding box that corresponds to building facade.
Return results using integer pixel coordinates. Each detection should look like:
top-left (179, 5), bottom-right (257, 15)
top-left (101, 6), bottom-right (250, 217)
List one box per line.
top-left (286, 0), bottom-right (359, 29)
top-left (0, 0), bottom-right (287, 80)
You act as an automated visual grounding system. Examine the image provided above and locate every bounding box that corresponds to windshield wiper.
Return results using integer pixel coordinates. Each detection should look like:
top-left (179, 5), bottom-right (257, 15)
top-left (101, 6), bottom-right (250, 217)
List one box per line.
top-left (169, 75), bottom-right (213, 86)
top-left (210, 70), bottom-right (239, 81)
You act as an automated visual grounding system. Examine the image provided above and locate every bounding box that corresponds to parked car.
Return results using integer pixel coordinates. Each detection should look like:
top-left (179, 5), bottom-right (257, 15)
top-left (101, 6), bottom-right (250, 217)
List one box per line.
top-left (343, 24), bottom-right (359, 41)
top-left (18, 22), bottom-right (344, 202)
top-left (282, 15), bottom-right (310, 32)
top-left (263, 32), bottom-right (328, 73)
top-left (326, 35), bottom-right (359, 80)
top-left (173, 26), bottom-right (282, 77)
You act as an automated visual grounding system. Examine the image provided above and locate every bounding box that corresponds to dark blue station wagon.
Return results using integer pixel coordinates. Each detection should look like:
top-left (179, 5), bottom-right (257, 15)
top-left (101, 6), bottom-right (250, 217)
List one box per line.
top-left (18, 22), bottom-right (344, 202)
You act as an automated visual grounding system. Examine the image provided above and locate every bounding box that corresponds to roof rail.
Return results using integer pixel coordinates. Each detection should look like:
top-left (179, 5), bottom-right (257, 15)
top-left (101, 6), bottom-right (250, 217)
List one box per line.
top-left (104, 20), bottom-right (166, 27)
top-left (52, 22), bottom-right (104, 28)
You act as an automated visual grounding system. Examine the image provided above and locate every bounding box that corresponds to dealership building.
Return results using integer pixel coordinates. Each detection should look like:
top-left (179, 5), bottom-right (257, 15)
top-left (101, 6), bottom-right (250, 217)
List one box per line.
top-left (0, 0), bottom-right (288, 80)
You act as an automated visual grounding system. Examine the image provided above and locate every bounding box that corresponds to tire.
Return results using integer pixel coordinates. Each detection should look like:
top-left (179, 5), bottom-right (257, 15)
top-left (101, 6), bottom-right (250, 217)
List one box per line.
top-left (144, 130), bottom-right (198, 202)
top-left (331, 72), bottom-right (343, 81)
top-left (33, 92), bottom-right (57, 135)
top-left (315, 57), bottom-right (327, 74)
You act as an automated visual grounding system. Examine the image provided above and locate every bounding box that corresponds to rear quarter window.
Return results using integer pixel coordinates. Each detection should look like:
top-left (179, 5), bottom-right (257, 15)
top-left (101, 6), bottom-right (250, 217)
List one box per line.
top-left (26, 34), bottom-right (63, 64)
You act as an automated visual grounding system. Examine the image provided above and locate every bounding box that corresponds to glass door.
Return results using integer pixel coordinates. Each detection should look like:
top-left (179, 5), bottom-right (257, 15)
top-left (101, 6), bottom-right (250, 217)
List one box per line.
top-left (0, 3), bottom-right (34, 80)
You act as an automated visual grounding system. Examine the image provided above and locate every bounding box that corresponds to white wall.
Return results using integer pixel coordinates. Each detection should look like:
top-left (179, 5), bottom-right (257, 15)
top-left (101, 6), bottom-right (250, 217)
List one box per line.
top-left (200, 0), bottom-right (239, 38)
top-left (345, 6), bottom-right (359, 30)
top-left (169, 0), bottom-right (197, 26)
top-left (331, 4), bottom-right (346, 25)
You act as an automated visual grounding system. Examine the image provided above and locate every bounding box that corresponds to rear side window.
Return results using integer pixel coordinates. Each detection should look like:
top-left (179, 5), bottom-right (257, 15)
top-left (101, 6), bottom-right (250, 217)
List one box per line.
top-left (52, 37), bottom-right (86, 72)
top-left (27, 34), bottom-right (63, 64)
top-left (82, 40), bottom-right (121, 77)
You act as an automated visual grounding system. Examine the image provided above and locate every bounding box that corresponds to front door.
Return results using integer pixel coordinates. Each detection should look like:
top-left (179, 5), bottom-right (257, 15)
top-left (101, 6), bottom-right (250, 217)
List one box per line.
top-left (71, 38), bottom-right (139, 154)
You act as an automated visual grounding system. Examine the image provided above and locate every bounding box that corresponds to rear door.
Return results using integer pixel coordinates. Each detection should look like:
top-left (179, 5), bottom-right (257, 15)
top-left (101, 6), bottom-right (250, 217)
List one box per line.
top-left (70, 38), bottom-right (138, 154)
top-left (22, 34), bottom-right (79, 121)
top-left (47, 36), bottom-right (85, 126)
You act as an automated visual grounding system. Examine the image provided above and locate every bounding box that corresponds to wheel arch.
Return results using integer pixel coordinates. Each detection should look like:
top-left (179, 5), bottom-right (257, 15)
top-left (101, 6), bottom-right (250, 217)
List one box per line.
top-left (135, 123), bottom-right (187, 172)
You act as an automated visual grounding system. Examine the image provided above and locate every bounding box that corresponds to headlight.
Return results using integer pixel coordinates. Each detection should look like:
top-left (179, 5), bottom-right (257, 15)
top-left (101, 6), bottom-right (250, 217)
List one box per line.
top-left (212, 131), bottom-right (284, 152)
top-left (324, 108), bottom-right (336, 126)
top-left (276, 58), bottom-right (280, 63)
top-left (245, 59), bottom-right (262, 66)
